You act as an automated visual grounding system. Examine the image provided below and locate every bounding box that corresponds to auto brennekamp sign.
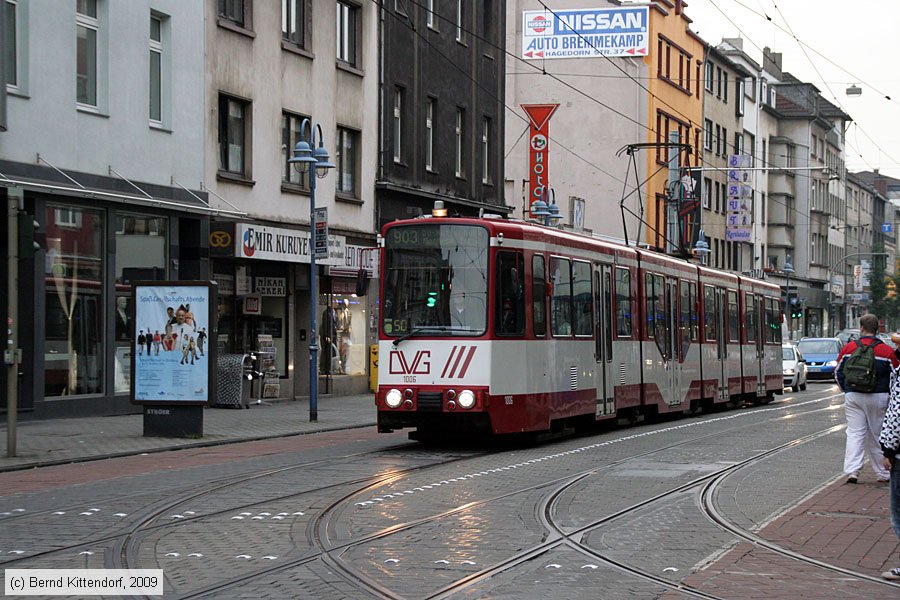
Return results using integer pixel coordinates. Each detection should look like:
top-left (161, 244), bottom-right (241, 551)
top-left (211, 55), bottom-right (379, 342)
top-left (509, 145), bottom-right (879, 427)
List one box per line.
top-left (522, 6), bottom-right (649, 60)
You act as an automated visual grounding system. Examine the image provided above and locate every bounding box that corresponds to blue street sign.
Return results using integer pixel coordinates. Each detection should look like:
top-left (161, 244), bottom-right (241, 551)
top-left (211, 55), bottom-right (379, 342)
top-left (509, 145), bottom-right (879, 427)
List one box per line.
top-left (882, 223), bottom-right (893, 233)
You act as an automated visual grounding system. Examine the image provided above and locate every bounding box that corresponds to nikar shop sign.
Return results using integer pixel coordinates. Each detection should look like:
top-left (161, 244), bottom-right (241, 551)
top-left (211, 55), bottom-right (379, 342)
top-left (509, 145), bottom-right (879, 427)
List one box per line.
top-left (522, 6), bottom-right (649, 60)
top-left (235, 223), bottom-right (346, 266)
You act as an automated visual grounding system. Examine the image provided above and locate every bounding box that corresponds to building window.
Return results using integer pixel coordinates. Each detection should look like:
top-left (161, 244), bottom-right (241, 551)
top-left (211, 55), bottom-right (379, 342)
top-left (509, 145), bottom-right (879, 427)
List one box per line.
top-left (393, 87), bottom-right (402, 163)
top-left (426, 0), bottom-right (435, 28)
top-left (218, 94), bottom-right (249, 177)
top-left (482, 116), bottom-right (491, 184)
top-left (218, 0), bottom-right (249, 28)
top-left (149, 15), bottom-right (163, 124)
top-left (282, 0), bottom-right (306, 47)
top-left (336, 1), bottom-right (358, 67)
top-left (455, 0), bottom-right (464, 42)
top-left (715, 124), bottom-right (721, 156)
top-left (425, 98), bottom-right (434, 172)
top-left (734, 132), bottom-right (744, 158)
top-left (704, 61), bottom-right (713, 92)
top-left (45, 206), bottom-right (104, 396)
top-left (704, 118), bottom-right (713, 150)
top-left (282, 111), bottom-right (310, 189)
top-left (4, 0), bottom-right (17, 88)
top-left (656, 34), bottom-right (692, 93)
top-left (715, 66), bottom-right (722, 98)
top-left (114, 213), bottom-right (168, 394)
top-left (703, 177), bottom-right (711, 209)
top-left (335, 126), bottom-right (358, 196)
top-left (455, 108), bottom-right (464, 178)
top-left (723, 72), bottom-right (728, 102)
top-left (736, 79), bottom-right (745, 116)
top-left (76, 0), bottom-right (99, 107)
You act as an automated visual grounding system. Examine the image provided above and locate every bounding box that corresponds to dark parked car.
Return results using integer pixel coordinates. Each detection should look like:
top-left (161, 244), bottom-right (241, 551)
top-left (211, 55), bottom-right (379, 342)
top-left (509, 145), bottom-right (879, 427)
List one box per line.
top-left (796, 337), bottom-right (842, 381)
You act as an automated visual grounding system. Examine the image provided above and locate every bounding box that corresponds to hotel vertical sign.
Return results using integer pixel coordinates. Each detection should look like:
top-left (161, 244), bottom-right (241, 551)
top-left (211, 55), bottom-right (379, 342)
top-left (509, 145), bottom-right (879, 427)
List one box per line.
top-left (521, 104), bottom-right (559, 215)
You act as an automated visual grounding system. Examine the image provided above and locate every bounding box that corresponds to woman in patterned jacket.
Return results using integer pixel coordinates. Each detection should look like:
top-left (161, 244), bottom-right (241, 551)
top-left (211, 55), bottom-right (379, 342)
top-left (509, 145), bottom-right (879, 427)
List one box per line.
top-left (879, 332), bottom-right (900, 580)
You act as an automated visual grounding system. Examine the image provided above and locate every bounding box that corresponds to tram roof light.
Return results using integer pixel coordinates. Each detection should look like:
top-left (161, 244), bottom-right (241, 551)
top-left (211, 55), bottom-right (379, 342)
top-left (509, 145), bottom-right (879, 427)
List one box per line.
top-left (432, 200), bottom-right (448, 218)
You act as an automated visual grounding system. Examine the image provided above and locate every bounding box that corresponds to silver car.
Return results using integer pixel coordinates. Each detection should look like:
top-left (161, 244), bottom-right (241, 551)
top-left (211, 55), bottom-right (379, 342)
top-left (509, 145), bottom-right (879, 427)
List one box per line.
top-left (783, 344), bottom-right (808, 392)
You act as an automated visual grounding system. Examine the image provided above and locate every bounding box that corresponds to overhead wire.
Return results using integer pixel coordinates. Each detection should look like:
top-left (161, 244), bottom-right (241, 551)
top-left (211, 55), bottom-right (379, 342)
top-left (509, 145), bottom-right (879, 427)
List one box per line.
top-left (378, 0), bottom-right (886, 253)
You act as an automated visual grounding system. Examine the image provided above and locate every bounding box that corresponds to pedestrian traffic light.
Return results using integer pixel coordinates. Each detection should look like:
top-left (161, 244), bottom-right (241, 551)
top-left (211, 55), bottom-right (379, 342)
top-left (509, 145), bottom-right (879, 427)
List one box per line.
top-left (426, 291), bottom-right (438, 308)
top-left (790, 302), bottom-right (803, 320)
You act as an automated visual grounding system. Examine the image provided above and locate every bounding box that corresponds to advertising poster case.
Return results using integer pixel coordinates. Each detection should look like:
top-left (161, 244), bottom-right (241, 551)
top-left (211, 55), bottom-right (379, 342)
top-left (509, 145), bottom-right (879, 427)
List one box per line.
top-left (131, 281), bottom-right (216, 405)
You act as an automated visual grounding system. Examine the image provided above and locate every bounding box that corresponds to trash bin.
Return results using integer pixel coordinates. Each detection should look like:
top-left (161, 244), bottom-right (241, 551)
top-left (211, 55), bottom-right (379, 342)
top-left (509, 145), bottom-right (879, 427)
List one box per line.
top-left (369, 344), bottom-right (378, 392)
top-left (215, 353), bottom-right (251, 408)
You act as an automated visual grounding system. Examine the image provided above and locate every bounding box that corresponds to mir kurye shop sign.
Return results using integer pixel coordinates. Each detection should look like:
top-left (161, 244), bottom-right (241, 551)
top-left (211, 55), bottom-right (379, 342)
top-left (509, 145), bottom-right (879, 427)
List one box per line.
top-left (235, 223), bottom-right (346, 265)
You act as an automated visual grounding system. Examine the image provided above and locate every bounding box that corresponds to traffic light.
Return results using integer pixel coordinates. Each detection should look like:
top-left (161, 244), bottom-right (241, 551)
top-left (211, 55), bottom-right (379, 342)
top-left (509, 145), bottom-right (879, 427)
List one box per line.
top-left (790, 301), bottom-right (804, 320)
top-left (17, 210), bottom-right (40, 256)
top-left (426, 291), bottom-right (438, 308)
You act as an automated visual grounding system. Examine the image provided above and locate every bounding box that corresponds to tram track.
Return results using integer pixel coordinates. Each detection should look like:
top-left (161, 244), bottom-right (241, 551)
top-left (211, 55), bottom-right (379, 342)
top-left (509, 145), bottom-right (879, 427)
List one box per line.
top-left (0, 441), bottom-right (461, 568)
top-left (1, 388), bottom-right (860, 599)
top-left (173, 391), bottom-right (851, 598)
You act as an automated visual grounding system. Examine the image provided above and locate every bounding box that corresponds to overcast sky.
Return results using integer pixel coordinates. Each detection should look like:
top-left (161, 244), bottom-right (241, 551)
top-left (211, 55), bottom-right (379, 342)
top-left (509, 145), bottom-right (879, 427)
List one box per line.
top-left (685, 0), bottom-right (900, 180)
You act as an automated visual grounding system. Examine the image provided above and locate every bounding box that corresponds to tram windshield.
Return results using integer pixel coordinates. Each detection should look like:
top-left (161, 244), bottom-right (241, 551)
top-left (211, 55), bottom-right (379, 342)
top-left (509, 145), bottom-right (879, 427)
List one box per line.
top-left (382, 224), bottom-right (489, 337)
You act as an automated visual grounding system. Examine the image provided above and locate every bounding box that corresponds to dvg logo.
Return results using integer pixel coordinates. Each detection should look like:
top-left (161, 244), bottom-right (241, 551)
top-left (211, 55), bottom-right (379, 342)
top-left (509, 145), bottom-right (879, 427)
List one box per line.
top-left (389, 350), bottom-right (431, 375)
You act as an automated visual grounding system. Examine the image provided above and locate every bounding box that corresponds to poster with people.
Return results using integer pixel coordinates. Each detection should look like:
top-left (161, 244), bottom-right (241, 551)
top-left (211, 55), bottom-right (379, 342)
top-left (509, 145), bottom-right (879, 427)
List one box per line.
top-left (132, 282), bottom-right (216, 404)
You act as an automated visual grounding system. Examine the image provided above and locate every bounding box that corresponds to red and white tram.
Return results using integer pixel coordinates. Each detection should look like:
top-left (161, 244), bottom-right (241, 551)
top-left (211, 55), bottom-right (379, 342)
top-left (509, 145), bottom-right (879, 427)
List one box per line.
top-left (376, 210), bottom-right (783, 438)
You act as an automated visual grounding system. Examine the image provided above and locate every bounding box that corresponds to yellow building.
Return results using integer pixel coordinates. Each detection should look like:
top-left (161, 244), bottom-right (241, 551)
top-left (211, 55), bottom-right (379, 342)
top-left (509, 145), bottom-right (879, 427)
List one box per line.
top-left (644, 1), bottom-right (705, 252)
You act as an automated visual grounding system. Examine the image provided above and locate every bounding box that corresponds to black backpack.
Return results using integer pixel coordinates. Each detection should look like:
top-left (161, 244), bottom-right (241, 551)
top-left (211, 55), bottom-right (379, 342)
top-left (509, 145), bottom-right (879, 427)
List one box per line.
top-left (843, 338), bottom-right (882, 392)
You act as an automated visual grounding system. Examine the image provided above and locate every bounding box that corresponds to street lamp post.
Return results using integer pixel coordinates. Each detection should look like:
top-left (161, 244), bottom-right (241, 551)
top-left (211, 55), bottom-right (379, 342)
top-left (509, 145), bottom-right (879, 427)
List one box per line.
top-left (288, 119), bottom-right (335, 422)
top-left (784, 257), bottom-right (794, 342)
top-left (827, 251), bottom-right (889, 336)
top-left (532, 187), bottom-right (563, 226)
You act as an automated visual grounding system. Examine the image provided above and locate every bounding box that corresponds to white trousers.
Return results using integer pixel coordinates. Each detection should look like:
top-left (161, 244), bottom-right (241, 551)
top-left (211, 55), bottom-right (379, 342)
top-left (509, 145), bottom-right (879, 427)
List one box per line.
top-left (843, 391), bottom-right (890, 479)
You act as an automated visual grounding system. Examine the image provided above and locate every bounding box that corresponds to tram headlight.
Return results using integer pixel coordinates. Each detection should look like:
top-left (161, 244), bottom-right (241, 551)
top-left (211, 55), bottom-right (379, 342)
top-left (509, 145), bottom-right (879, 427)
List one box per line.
top-left (458, 390), bottom-right (476, 410)
top-left (385, 389), bottom-right (403, 408)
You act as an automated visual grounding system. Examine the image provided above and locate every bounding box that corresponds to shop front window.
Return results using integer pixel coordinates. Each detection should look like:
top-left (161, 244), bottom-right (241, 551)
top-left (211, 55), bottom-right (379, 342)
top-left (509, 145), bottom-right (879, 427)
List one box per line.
top-left (44, 206), bottom-right (104, 396)
top-left (321, 280), bottom-right (367, 376)
top-left (114, 213), bottom-right (168, 394)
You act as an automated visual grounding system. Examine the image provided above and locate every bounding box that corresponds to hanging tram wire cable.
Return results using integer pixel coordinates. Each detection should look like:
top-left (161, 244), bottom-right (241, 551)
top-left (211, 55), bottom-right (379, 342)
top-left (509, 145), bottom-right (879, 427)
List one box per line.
top-left (379, 0), bottom-right (887, 253)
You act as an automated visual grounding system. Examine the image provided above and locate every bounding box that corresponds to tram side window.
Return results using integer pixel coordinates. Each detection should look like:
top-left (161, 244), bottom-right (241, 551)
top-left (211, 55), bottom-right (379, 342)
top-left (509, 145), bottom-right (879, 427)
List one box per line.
top-left (615, 267), bottom-right (632, 337)
top-left (532, 255), bottom-right (546, 336)
top-left (765, 298), bottom-right (778, 343)
top-left (495, 251), bottom-right (525, 335)
top-left (550, 257), bottom-right (573, 336)
top-left (645, 273), bottom-right (665, 341)
top-left (679, 280), bottom-right (691, 356)
top-left (572, 261), bottom-right (593, 336)
top-left (689, 282), bottom-right (698, 341)
top-left (652, 274), bottom-right (665, 342)
top-left (745, 294), bottom-right (757, 342)
top-left (727, 291), bottom-right (739, 343)
top-left (774, 298), bottom-right (782, 343)
top-left (704, 285), bottom-right (716, 341)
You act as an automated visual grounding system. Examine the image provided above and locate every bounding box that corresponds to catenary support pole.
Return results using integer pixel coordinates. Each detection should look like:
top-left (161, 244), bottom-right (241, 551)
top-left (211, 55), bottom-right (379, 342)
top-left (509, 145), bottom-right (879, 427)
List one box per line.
top-left (666, 130), bottom-right (680, 255)
top-left (6, 188), bottom-right (19, 457)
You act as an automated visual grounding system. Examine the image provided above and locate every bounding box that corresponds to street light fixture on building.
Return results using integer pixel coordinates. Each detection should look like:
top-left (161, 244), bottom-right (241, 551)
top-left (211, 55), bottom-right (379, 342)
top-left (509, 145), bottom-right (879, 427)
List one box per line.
top-left (288, 119), bottom-right (335, 422)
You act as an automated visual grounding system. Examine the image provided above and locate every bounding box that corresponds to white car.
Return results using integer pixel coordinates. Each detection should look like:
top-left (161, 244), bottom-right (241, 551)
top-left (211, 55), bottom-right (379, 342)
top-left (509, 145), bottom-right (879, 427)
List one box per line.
top-left (782, 344), bottom-right (808, 392)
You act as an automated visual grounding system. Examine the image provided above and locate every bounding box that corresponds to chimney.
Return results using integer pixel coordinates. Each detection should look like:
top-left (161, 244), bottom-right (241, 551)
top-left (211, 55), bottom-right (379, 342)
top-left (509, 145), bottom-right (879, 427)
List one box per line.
top-left (723, 37), bottom-right (744, 51)
top-left (763, 47), bottom-right (783, 77)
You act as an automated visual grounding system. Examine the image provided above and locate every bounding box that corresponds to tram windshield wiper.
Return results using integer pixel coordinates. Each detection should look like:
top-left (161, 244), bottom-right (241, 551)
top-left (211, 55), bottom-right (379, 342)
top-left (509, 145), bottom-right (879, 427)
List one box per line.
top-left (392, 325), bottom-right (450, 346)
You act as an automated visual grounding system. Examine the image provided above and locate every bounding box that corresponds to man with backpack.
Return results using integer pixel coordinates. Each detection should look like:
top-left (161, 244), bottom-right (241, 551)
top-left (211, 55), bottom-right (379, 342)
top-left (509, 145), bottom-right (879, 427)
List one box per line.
top-left (836, 314), bottom-right (898, 483)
